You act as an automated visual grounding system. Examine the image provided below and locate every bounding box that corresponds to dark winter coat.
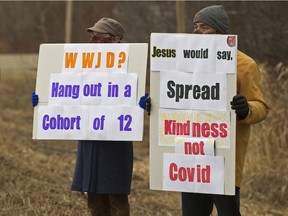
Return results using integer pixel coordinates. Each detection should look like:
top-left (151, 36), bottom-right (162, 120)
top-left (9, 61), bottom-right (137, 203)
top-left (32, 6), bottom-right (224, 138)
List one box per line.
top-left (71, 140), bottom-right (133, 194)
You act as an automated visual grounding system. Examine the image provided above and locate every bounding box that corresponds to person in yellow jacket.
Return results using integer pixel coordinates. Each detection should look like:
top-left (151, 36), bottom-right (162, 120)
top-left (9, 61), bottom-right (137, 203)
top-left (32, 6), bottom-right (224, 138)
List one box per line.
top-left (181, 5), bottom-right (270, 216)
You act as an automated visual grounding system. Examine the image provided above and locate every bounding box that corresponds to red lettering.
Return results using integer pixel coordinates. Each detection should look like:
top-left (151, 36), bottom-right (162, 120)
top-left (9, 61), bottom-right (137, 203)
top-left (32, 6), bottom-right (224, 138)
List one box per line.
top-left (184, 142), bottom-right (190, 154)
top-left (193, 142), bottom-right (200, 154)
top-left (199, 141), bottom-right (205, 155)
top-left (210, 123), bottom-right (219, 137)
top-left (197, 165), bottom-right (201, 182)
top-left (184, 141), bottom-right (205, 155)
top-left (202, 165), bottom-right (211, 183)
top-left (219, 123), bottom-right (227, 138)
top-left (178, 167), bottom-right (187, 181)
top-left (201, 123), bottom-right (210, 137)
top-left (192, 122), bottom-right (228, 139)
top-left (187, 167), bottom-right (195, 182)
top-left (169, 163), bottom-right (178, 181)
top-left (165, 120), bottom-right (174, 135)
top-left (192, 122), bottom-right (201, 137)
top-left (168, 163), bottom-right (209, 183)
top-left (165, 120), bottom-right (190, 135)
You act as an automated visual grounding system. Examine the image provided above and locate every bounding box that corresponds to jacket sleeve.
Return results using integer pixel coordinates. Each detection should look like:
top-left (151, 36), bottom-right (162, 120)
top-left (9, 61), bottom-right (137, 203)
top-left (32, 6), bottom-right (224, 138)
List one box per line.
top-left (237, 58), bottom-right (270, 125)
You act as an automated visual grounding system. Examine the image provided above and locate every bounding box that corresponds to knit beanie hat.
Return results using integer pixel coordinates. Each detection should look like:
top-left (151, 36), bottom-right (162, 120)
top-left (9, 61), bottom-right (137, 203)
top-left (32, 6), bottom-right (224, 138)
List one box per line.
top-left (193, 5), bottom-right (229, 34)
top-left (87, 17), bottom-right (125, 40)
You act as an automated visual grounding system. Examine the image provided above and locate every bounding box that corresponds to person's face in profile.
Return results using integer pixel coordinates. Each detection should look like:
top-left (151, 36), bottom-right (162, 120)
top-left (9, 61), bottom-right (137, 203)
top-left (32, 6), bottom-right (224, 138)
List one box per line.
top-left (193, 22), bottom-right (217, 34)
top-left (90, 32), bottom-right (121, 43)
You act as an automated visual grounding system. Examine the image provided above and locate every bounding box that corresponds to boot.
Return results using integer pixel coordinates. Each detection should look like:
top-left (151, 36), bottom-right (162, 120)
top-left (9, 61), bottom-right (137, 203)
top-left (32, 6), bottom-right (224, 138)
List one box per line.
top-left (109, 194), bottom-right (130, 216)
top-left (87, 193), bottom-right (111, 216)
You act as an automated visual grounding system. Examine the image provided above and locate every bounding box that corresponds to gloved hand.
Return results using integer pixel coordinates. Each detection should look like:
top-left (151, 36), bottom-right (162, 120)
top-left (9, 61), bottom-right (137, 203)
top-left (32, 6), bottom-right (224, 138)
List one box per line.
top-left (139, 93), bottom-right (151, 116)
top-left (230, 95), bottom-right (249, 120)
top-left (32, 91), bottom-right (39, 107)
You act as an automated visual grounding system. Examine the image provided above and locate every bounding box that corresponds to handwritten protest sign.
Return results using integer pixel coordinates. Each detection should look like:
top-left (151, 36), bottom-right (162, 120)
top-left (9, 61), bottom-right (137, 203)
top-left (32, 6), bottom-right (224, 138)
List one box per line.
top-left (33, 43), bottom-right (148, 141)
top-left (149, 33), bottom-right (237, 195)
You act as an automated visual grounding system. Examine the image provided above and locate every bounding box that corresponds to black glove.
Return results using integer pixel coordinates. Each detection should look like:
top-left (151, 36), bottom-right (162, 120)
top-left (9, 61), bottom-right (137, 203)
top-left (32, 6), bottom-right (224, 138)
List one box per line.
top-left (230, 95), bottom-right (249, 120)
top-left (145, 96), bottom-right (151, 116)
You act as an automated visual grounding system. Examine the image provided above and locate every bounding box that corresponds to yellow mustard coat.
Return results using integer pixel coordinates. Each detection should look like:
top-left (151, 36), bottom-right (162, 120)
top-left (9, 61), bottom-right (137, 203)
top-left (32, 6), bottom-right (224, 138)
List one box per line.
top-left (235, 51), bottom-right (270, 187)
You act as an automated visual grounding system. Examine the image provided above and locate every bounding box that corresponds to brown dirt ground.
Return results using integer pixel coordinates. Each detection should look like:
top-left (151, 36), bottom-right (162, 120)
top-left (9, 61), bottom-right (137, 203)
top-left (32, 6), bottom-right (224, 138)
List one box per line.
top-left (0, 62), bottom-right (287, 215)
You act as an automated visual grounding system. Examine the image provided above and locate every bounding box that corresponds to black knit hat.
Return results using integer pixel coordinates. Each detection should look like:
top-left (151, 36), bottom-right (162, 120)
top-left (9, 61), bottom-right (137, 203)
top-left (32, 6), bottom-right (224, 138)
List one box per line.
top-left (193, 5), bottom-right (229, 34)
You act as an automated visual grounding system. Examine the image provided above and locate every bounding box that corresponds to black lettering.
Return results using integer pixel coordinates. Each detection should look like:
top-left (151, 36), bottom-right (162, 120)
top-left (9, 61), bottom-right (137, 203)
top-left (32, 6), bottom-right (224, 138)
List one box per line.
top-left (185, 85), bottom-right (193, 99)
top-left (152, 46), bottom-right (176, 58)
top-left (183, 48), bottom-right (208, 59)
top-left (193, 85), bottom-right (201, 99)
top-left (211, 83), bottom-right (220, 100)
top-left (217, 51), bottom-right (221, 60)
top-left (166, 81), bottom-right (220, 102)
top-left (183, 50), bottom-right (190, 58)
top-left (176, 84), bottom-right (184, 102)
top-left (203, 49), bottom-right (208, 58)
top-left (172, 49), bottom-right (176, 58)
top-left (201, 85), bottom-right (210, 100)
top-left (167, 80), bottom-right (175, 98)
top-left (161, 49), bottom-right (167, 57)
top-left (151, 46), bottom-right (157, 57)
top-left (217, 51), bottom-right (232, 60)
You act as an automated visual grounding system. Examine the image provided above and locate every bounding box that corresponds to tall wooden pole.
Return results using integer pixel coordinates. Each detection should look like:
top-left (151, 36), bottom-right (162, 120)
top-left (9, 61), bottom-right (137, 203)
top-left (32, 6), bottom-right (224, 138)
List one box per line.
top-left (65, 0), bottom-right (73, 43)
top-left (176, 0), bottom-right (186, 33)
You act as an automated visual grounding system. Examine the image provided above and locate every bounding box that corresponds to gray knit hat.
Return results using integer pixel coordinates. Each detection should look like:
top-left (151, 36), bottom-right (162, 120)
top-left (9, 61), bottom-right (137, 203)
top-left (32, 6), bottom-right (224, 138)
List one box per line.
top-left (87, 17), bottom-right (125, 40)
top-left (193, 5), bottom-right (229, 34)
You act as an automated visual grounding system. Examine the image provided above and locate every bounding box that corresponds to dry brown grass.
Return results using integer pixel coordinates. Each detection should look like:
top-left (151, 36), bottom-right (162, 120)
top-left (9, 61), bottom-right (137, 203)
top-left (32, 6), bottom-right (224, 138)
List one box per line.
top-left (0, 60), bottom-right (287, 215)
top-left (240, 63), bottom-right (288, 216)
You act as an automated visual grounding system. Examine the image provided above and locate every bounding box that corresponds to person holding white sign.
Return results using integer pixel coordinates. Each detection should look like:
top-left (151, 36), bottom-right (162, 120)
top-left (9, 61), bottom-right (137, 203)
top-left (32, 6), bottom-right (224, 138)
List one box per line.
top-left (73, 18), bottom-right (150, 216)
top-left (181, 5), bottom-right (270, 216)
top-left (32, 17), bottom-right (150, 216)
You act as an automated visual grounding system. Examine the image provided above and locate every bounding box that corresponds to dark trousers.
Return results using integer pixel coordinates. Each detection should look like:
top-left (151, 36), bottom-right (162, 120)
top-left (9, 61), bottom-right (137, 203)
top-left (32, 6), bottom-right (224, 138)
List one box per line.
top-left (181, 187), bottom-right (241, 216)
top-left (87, 193), bottom-right (130, 216)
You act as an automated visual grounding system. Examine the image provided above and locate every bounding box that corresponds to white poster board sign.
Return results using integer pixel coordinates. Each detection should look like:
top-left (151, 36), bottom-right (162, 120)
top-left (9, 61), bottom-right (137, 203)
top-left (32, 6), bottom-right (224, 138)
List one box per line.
top-left (33, 43), bottom-right (148, 141)
top-left (150, 33), bottom-right (237, 195)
